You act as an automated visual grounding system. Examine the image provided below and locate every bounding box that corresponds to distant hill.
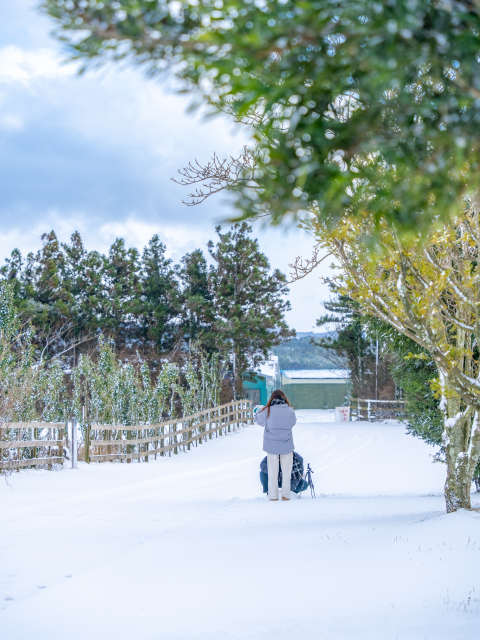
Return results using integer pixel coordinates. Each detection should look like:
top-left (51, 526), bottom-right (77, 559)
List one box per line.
top-left (294, 331), bottom-right (337, 339)
top-left (271, 332), bottom-right (345, 371)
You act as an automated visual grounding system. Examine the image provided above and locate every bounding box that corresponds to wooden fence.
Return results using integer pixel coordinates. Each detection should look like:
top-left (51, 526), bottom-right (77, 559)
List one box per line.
top-left (0, 401), bottom-right (254, 471)
top-left (0, 422), bottom-right (66, 471)
top-left (85, 399), bottom-right (253, 463)
top-left (350, 398), bottom-right (406, 421)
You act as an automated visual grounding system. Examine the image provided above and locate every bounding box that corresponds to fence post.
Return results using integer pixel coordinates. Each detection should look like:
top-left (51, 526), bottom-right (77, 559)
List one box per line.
top-left (85, 423), bottom-right (91, 464)
top-left (59, 426), bottom-right (64, 466)
top-left (127, 430), bottom-right (132, 463)
top-left (48, 427), bottom-right (52, 470)
top-left (71, 418), bottom-right (78, 469)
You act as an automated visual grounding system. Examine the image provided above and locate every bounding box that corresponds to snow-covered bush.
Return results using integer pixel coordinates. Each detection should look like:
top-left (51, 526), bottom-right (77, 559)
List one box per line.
top-left (0, 280), bottom-right (226, 466)
top-left (69, 338), bottom-right (226, 445)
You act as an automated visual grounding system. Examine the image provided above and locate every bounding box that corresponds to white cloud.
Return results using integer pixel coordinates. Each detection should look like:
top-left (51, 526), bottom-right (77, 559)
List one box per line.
top-left (0, 113), bottom-right (24, 130)
top-left (0, 45), bottom-right (75, 86)
top-left (0, 5), bottom-right (337, 332)
top-left (98, 218), bottom-right (212, 262)
top-left (0, 212), bottom-right (211, 263)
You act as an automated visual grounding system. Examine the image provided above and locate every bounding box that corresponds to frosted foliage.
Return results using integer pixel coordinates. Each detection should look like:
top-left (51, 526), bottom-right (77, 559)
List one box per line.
top-left (0, 284), bottom-right (38, 427)
top-left (0, 284), bottom-right (71, 469)
top-left (0, 283), bottom-right (225, 462)
top-left (36, 360), bottom-right (67, 423)
top-left (311, 196), bottom-right (480, 511)
top-left (177, 344), bottom-right (225, 417)
top-left (69, 339), bottom-right (225, 443)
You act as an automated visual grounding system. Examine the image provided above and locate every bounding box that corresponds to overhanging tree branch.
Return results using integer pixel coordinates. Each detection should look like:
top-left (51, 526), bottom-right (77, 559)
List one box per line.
top-left (172, 147), bottom-right (262, 206)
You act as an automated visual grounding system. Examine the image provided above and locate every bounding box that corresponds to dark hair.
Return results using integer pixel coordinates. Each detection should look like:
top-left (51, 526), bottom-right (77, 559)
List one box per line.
top-left (260, 389), bottom-right (292, 418)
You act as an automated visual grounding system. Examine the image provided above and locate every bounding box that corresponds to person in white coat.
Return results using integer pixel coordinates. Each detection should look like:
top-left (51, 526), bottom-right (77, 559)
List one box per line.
top-left (254, 389), bottom-right (297, 501)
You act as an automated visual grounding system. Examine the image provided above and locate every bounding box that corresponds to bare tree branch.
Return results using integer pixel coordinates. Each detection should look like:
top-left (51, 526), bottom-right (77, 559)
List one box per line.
top-left (172, 146), bottom-right (262, 206)
top-left (288, 244), bottom-right (333, 283)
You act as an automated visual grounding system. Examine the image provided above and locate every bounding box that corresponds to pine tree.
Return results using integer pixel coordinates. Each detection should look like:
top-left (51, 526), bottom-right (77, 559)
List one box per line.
top-left (0, 227), bottom-right (296, 387)
top-left (61, 231), bottom-right (104, 341)
top-left (208, 223), bottom-right (294, 398)
top-left (12, 232), bottom-right (76, 360)
top-left (26, 231), bottom-right (67, 331)
top-left (177, 249), bottom-right (215, 350)
top-left (139, 235), bottom-right (180, 356)
top-left (102, 238), bottom-right (141, 352)
top-left (0, 248), bottom-right (24, 299)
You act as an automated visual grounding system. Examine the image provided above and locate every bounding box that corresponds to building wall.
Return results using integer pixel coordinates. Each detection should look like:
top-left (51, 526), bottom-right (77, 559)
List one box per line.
top-left (281, 375), bottom-right (347, 386)
top-left (243, 376), bottom-right (268, 405)
top-left (282, 382), bottom-right (348, 410)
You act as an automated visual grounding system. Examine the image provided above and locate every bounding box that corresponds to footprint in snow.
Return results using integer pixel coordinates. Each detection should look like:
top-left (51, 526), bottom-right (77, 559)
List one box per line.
top-left (4, 596), bottom-right (14, 601)
top-left (37, 586), bottom-right (46, 589)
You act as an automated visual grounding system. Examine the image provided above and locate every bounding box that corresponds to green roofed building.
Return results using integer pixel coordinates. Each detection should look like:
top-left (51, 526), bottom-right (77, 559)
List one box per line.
top-left (243, 356), bottom-right (280, 406)
top-left (281, 370), bottom-right (350, 410)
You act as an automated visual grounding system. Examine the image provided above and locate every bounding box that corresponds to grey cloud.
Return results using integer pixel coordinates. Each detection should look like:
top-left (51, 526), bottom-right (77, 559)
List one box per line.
top-left (0, 2), bottom-right (330, 331)
top-left (0, 66), bottom-right (245, 231)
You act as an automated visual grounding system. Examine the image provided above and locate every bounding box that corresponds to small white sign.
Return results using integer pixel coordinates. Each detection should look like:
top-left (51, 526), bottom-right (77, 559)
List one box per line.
top-left (335, 407), bottom-right (350, 422)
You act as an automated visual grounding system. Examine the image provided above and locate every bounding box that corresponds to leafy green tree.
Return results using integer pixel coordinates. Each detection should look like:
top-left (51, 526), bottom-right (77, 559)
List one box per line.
top-left (0, 227), bottom-right (295, 384)
top-left (0, 248), bottom-right (24, 299)
top-left (44, 0), bottom-right (480, 238)
top-left (61, 231), bottom-right (105, 343)
top-left (102, 238), bottom-right (141, 349)
top-left (208, 223), bottom-right (294, 397)
top-left (140, 235), bottom-right (180, 355)
top-left (380, 326), bottom-right (443, 448)
top-left (177, 249), bottom-right (215, 349)
top-left (0, 232), bottom-right (85, 361)
top-left (306, 199), bottom-right (480, 510)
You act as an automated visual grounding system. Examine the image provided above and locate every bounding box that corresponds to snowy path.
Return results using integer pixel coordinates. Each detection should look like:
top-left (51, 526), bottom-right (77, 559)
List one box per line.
top-left (1, 411), bottom-right (479, 640)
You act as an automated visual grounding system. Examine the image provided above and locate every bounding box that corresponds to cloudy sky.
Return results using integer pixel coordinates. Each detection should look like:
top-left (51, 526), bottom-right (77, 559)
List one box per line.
top-left (0, 1), bottom-right (335, 332)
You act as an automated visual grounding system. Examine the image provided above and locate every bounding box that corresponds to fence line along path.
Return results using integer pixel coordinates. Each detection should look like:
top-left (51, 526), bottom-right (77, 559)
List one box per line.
top-left (349, 398), bottom-right (406, 422)
top-left (86, 399), bottom-right (253, 464)
top-left (0, 422), bottom-right (66, 471)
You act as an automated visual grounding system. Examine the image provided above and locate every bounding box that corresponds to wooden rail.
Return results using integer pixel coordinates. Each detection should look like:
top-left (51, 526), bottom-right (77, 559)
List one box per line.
top-left (85, 400), bottom-right (254, 464)
top-left (349, 398), bottom-right (406, 421)
top-left (0, 400), bottom-right (254, 471)
top-left (0, 423), bottom-right (66, 471)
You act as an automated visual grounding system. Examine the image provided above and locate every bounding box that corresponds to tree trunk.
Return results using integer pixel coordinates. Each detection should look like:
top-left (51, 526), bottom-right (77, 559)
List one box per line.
top-left (442, 393), bottom-right (480, 512)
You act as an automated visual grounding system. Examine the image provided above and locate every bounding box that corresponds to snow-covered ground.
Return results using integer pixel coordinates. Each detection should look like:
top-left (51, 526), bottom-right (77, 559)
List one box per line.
top-left (1, 410), bottom-right (479, 640)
